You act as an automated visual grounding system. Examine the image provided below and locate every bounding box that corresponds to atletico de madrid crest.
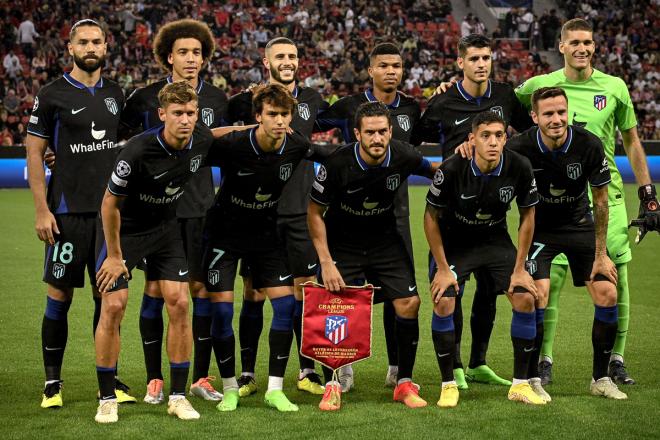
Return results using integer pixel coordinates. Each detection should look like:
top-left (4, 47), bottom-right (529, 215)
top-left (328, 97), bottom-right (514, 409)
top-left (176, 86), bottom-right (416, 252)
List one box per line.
top-left (104, 98), bottom-right (118, 115)
top-left (594, 95), bottom-right (607, 111)
top-left (201, 108), bottom-right (214, 126)
top-left (325, 315), bottom-right (348, 344)
top-left (297, 103), bottom-right (310, 121)
top-left (397, 114), bottom-right (411, 131)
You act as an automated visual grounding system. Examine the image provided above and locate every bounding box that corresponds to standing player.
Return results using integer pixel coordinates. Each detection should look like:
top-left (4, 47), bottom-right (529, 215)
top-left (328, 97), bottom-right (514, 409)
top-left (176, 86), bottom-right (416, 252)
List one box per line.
top-left (202, 84), bottom-right (333, 413)
top-left (424, 111), bottom-right (541, 407)
top-left (226, 37), bottom-right (328, 397)
top-left (413, 34), bottom-right (533, 389)
top-left (515, 18), bottom-right (659, 385)
top-left (120, 19), bottom-right (229, 404)
top-left (309, 102), bottom-right (435, 411)
top-left (315, 42), bottom-right (421, 389)
top-left (94, 82), bottom-right (212, 423)
top-left (26, 19), bottom-right (135, 408)
top-left (507, 87), bottom-right (626, 400)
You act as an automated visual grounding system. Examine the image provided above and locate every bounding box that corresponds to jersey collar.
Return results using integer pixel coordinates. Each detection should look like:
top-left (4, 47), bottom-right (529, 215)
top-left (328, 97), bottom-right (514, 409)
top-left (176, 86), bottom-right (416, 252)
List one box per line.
top-left (457, 80), bottom-right (492, 103)
top-left (156, 128), bottom-right (193, 155)
top-left (470, 153), bottom-right (503, 177)
top-left (292, 86), bottom-right (299, 98)
top-left (167, 75), bottom-right (204, 93)
top-left (353, 142), bottom-right (392, 170)
top-left (63, 72), bottom-right (103, 94)
top-left (249, 127), bottom-right (287, 155)
top-left (536, 126), bottom-right (573, 154)
top-left (364, 88), bottom-right (401, 108)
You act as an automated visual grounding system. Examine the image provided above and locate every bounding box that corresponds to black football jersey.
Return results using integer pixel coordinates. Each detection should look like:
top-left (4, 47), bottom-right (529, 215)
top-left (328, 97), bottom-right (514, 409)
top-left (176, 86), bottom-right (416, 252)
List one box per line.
top-left (226, 86), bottom-right (328, 216)
top-left (426, 150), bottom-right (538, 236)
top-left (27, 73), bottom-right (124, 214)
top-left (315, 89), bottom-right (422, 219)
top-left (205, 128), bottom-right (330, 232)
top-left (310, 140), bottom-right (432, 243)
top-left (506, 125), bottom-right (610, 230)
top-left (121, 76), bottom-right (228, 218)
top-left (107, 124), bottom-right (215, 234)
top-left (413, 80), bottom-right (533, 158)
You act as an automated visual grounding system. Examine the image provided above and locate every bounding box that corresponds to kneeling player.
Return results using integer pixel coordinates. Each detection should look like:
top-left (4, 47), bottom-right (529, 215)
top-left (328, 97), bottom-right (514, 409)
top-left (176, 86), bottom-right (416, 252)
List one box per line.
top-left (94, 82), bottom-right (215, 423)
top-left (507, 87), bottom-right (626, 400)
top-left (308, 102), bottom-right (436, 411)
top-left (424, 111), bottom-right (542, 407)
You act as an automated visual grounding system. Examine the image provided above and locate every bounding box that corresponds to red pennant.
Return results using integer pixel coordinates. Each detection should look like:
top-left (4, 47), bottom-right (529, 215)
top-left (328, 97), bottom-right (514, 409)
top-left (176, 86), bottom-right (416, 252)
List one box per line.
top-left (301, 283), bottom-right (374, 371)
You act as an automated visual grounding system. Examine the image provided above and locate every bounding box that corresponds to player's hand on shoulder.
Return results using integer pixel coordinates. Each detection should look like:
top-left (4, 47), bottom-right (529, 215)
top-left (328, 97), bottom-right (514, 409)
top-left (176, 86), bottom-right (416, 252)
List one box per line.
top-left (432, 78), bottom-right (457, 97)
top-left (34, 208), bottom-right (60, 245)
top-left (430, 265), bottom-right (459, 304)
top-left (321, 261), bottom-right (345, 293)
top-left (96, 256), bottom-right (130, 293)
top-left (508, 268), bottom-right (538, 298)
top-left (591, 254), bottom-right (618, 285)
top-left (454, 140), bottom-right (474, 160)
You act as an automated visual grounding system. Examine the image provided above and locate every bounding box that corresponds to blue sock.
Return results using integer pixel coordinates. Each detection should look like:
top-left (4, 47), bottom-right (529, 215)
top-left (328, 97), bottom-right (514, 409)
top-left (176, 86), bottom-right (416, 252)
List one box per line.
top-left (270, 295), bottom-right (295, 331)
top-left (594, 304), bottom-right (618, 324)
top-left (511, 310), bottom-right (536, 340)
top-left (536, 308), bottom-right (545, 324)
top-left (140, 294), bottom-right (164, 319)
top-left (432, 312), bottom-right (454, 332)
top-left (294, 300), bottom-right (303, 319)
top-left (45, 296), bottom-right (71, 320)
top-left (211, 302), bottom-right (234, 339)
top-left (192, 297), bottom-right (211, 317)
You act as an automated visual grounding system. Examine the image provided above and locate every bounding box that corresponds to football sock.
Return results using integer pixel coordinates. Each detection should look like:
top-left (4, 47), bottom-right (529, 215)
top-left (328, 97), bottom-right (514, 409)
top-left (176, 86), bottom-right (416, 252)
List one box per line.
top-left (528, 308), bottom-right (545, 378)
top-left (593, 304), bottom-right (618, 379)
top-left (395, 315), bottom-right (419, 381)
top-left (170, 361), bottom-right (190, 396)
top-left (432, 312), bottom-right (455, 382)
top-left (293, 299), bottom-right (314, 371)
top-left (239, 299), bottom-right (264, 375)
top-left (511, 310), bottom-right (536, 379)
top-left (383, 300), bottom-right (398, 367)
top-left (269, 296), bottom-right (295, 377)
top-left (97, 366), bottom-right (116, 400)
top-left (322, 365), bottom-right (333, 384)
top-left (192, 297), bottom-right (213, 381)
top-left (612, 263), bottom-right (629, 358)
top-left (452, 294), bottom-right (464, 369)
top-left (211, 302), bottom-right (235, 378)
top-left (468, 284), bottom-right (496, 368)
top-left (42, 296), bottom-right (71, 381)
top-left (139, 294), bottom-right (164, 382)
top-left (540, 264), bottom-right (568, 362)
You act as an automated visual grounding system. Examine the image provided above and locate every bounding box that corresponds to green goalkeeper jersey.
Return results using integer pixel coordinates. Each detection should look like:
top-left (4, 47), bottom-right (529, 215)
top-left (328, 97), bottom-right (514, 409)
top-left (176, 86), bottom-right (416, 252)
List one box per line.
top-left (515, 68), bottom-right (638, 206)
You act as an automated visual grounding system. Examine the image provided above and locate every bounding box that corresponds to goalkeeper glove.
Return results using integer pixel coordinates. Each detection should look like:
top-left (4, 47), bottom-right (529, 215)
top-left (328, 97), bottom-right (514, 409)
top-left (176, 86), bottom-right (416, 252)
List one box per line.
top-left (629, 184), bottom-right (660, 243)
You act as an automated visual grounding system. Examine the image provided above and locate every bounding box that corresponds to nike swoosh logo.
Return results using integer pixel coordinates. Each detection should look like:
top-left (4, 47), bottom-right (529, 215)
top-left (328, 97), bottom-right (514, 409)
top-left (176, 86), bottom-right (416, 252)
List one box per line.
top-left (408, 285), bottom-right (416, 292)
top-left (197, 336), bottom-right (211, 341)
top-left (219, 356), bottom-right (233, 364)
top-left (532, 168), bottom-right (544, 172)
top-left (347, 187), bottom-right (363, 194)
top-left (44, 347), bottom-right (63, 351)
top-left (307, 263), bottom-right (318, 269)
top-left (460, 194), bottom-right (477, 200)
top-left (615, 252), bottom-right (627, 258)
top-left (604, 349), bottom-right (613, 354)
top-left (71, 107), bottom-right (86, 114)
top-left (455, 117), bottom-right (469, 125)
top-left (240, 348), bottom-right (250, 352)
top-left (437, 352), bottom-right (450, 358)
top-left (276, 355), bottom-right (289, 360)
top-left (101, 395), bottom-right (115, 400)
top-left (279, 274), bottom-right (293, 281)
top-left (154, 171), bottom-right (168, 179)
top-left (178, 270), bottom-right (189, 276)
top-left (523, 347), bottom-right (534, 352)
top-left (144, 340), bottom-right (159, 345)
top-left (238, 170), bottom-right (255, 176)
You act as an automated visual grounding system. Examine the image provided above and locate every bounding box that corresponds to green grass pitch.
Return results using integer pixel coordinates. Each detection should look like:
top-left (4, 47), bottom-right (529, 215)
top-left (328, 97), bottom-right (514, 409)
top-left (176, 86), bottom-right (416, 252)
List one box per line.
top-left (1, 185), bottom-right (659, 439)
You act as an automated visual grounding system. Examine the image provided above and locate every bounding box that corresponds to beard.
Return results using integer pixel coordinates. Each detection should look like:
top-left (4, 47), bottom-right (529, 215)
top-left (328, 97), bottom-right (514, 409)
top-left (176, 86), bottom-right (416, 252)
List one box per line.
top-left (73, 53), bottom-right (104, 73)
top-left (270, 65), bottom-right (296, 85)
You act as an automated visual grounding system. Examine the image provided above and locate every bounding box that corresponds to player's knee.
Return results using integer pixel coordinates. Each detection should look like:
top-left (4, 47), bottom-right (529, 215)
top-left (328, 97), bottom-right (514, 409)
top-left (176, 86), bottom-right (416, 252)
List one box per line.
top-left (434, 296), bottom-right (455, 316)
top-left (144, 280), bottom-right (161, 297)
top-left (189, 281), bottom-right (206, 298)
top-left (47, 285), bottom-right (73, 302)
top-left (103, 296), bottom-right (127, 321)
top-left (271, 294), bottom-right (295, 331)
top-left (512, 291), bottom-right (535, 313)
top-left (166, 294), bottom-right (190, 322)
top-left (592, 282), bottom-right (617, 307)
top-left (244, 287), bottom-right (266, 302)
top-left (397, 295), bottom-right (420, 317)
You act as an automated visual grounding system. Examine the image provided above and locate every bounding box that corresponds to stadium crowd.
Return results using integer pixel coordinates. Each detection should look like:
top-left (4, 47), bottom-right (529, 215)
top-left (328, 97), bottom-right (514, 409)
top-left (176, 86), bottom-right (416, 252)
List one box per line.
top-left (1, 0), bottom-right (658, 146)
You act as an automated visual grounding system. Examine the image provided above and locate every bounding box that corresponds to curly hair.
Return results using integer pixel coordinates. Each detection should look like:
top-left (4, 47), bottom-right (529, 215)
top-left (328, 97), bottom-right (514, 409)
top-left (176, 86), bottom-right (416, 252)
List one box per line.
top-left (153, 19), bottom-right (215, 72)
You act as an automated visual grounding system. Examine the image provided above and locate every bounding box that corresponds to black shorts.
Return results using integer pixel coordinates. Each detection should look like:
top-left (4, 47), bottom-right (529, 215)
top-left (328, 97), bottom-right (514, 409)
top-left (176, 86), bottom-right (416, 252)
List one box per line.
top-left (179, 217), bottom-right (206, 283)
top-left (326, 235), bottom-right (418, 303)
top-left (202, 239), bottom-right (293, 292)
top-left (429, 232), bottom-right (516, 296)
top-left (527, 226), bottom-right (596, 287)
top-left (396, 215), bottom-right (415, 269)
top-left (95, 220), bottom-right (188, 292)
top-left (43, 213), bottom-right (99, 289)
top-left (277, 214), bottom-right (318, 278)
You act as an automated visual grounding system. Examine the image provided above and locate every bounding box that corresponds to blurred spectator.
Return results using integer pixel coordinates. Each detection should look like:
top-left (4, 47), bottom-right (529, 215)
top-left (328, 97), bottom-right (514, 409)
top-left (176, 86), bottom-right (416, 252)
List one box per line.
top-left (17, 14), bottom-right (39, 60)
top-left (461, 14), bottom-right (473, 37)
